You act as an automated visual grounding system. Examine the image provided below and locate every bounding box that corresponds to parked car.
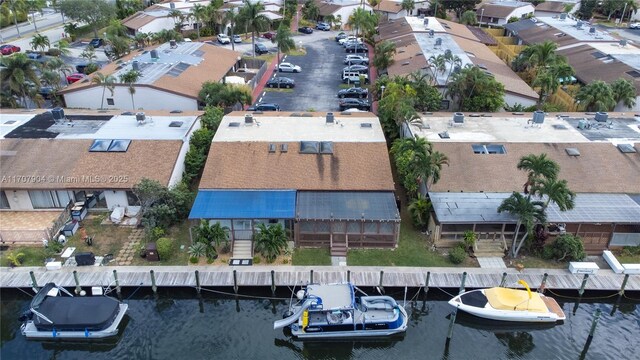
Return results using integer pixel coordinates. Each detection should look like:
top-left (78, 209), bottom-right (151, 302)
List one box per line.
top-left (335, 32), bottom-right (348, 42)
top-left (316, 22), bottom-right (331, 31)
top-left (248, 102), bottom-right (280, 111)
top-left (345, 43), bottom-right (368, 53)
top-left (630, 22), bottom-right (640, 29)
top-left (89, 38), bottom-right (104, 48)
top-left (0, 44), bottom-right (21, 55)
top-left (339, 98), bottom-right (370, 111)
top-left (262, 31), bottom-right (277, 39)
top-left (339, 36), bottom-right (361, 45)
top-left (233, 35), bottom-right (242, 43)
top-left (254, 43), bottom-right (269, 55)
top-left (38, 85), bottom-right (55, 99)
top-left (338, 87), bottom-right (368, 99)
top-left (342, 72), bottom-right (369, 84)
top-left (342, 64), bottom-right (368, 74)
top-left (298, 27), bottom-right (314, 34)
top-left (26, 51), bottom-right (43, 59)
top-left (217, 34), bottom-right (231, 44)
top-left (66, 73), bottom-right (86, 84)
top-left (266, 77), bottom-right (295, 89)
top-left (278, 62), bottom-right (301, 73)
top-left (344, 54), bottom-right (369, 65)
top-left (343, 39), bottom-right (364, 48)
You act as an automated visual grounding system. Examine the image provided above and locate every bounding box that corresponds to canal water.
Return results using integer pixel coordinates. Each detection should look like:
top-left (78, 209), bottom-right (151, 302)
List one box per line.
top-left (1, 287), bottom-right (639, 360)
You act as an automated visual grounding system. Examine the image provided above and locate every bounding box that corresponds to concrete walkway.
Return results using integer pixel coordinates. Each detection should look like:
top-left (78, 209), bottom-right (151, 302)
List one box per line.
top-left (477, 257), bottom-right (507, 269)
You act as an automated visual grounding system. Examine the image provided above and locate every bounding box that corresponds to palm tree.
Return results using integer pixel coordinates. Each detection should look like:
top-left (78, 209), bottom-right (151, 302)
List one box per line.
top-left (238, 0), bottom-right (270, 57)
top-left (206, 1), bottom-right (225, 34)
top-left (169, 9), bottom-right (182, 28)
top-left (40, 69), bottom-right (61, 103)
top-left (80, 46), bottom-right (97, 63)
top-left (516, 153), bottom-right (560, 195)
top-left (1, 0), bottom-right (27, 37)
top-left (575, 80), bottom-right (616, 112)
top-left (0, 53), bottom-right (40, 108)
top-left (373, 40), bottom-right (396, 74)
top-left (225, 9), bottom-right (240, 51)
top-left (119, 70), bottom-right (140, 110)
top-left (428, 54), bottom-right (446, 80)
top-left (530, 177), bottom-right (575, 211)
top-left (273, 23), bottom-right (295, 65)
top-left (253, 223), bottom-right (288, 263)
top-left (91, 72), bottom-right (116, 110)
top-left (532, 68), bottom-right (555, 105)
top-left (497, 192), bottom-right (546, 258)
top-left (191, 4), bottom-right (208, 40)
top-left (401, 0), bottom-right (415, 15)
top-left (460, 10), bottom-right (477, 25)
top-left (63, 22), bottom-right (78, 40)
top-left (424, 150), bottom-right (449, 187)
top-left (528, 41), bottom-right (558, 69)
top-left (43, 57), bottom-right (73, 83)
top-left (408, 195), bottom-right (431, 231)
top-left (302, 0), bottom-right (320, 21)
top-left (611, 78), bottom-right (637, 109)
top-left (54, 39), bottom-right (71, 56)
top-left (30, 33), bottom-right (50, 55)
top-left (444, 54), bottom-right (462, 84)
top-left (25, 0), bottom-right (45, 32)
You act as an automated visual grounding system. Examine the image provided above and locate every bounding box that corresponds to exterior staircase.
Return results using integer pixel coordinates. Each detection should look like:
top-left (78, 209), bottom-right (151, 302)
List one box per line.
top-left (231, 240), bottom-right (252, 259)
top-left (331, 236), bottom-right (348, 257)
top-left (473, 240), bottom-right (506, 258)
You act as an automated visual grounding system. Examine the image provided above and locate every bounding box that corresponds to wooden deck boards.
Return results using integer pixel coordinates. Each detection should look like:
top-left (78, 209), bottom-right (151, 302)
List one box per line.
top-left (1, 266), bottom-right (638, 292)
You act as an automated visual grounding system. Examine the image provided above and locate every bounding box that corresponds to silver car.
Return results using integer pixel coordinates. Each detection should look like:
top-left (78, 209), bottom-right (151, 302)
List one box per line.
top-left (278, 62), bottom-right (302, 73)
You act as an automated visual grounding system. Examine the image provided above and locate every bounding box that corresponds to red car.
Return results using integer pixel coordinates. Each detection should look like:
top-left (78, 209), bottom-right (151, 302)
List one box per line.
top-left (262, 31), bottom-right (277, 40)
top-left (66, 73), bottom-right (86, 84)
top-left (0, 44), bottom-right (21, 55)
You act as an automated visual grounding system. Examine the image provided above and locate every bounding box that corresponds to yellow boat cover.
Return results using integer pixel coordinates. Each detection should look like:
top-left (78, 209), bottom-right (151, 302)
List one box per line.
top-left (485, 287), bottom-right (548, 313)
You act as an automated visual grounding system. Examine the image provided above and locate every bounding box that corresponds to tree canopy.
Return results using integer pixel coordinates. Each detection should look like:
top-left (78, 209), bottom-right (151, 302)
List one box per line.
top-left (447, 65), bottom-right (505, 111)
top-left (199, 81), bottom-right (252, 109)
top-left (59, 0), bottom-right (116, 37)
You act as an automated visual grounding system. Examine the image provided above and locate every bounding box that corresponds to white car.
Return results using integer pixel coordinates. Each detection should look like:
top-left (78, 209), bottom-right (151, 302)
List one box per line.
top-left (339, 35), bottom-right (362, 45)
top-left (217, 34), bottom-right (231, 44)
top-left (278, 62), bottom-right (301, 73)
top-left (630, 23), bottom-right (640, 29)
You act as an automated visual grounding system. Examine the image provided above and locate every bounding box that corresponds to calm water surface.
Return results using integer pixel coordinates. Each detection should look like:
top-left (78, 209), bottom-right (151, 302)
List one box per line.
top-left (1, 287), bottom-right (639, 360)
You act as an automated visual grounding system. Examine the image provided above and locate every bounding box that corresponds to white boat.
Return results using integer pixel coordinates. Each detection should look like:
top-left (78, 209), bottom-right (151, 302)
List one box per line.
top-left (448, 280), bottom-right (565, 323)
top-left (20, 283), bottom-right (128, 340)
top-left (274, 283), bottom-right (408, 339)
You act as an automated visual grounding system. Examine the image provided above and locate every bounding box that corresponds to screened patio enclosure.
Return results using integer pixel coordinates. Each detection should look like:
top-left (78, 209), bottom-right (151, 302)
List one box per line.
top-left (295, 191), bottom-right (401, 248)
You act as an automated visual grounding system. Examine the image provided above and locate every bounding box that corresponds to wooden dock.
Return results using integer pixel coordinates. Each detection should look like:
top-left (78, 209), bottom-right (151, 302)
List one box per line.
top-left (1, 266), bottom-right (639, 292)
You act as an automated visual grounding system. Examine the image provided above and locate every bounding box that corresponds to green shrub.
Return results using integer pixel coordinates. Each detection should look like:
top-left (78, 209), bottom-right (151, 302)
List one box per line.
top-left (84, 63), bottom-right (99, 74)
top-left (156, 237), bottom-right (174, 261)
top-left (147, 227), bottom-right (165, 242)
top-left (463, 231), bottom-right (477, 251)
top-left (621, 245), bottom-right (640, 256)
top-left (47, 49), bottom-right (61, 57)
top-left (200, 28), bottom-right (213, 37)
top-left (253, 255), bottom-right (261, 264)
top-left (188, 33), bottom-right (198, 40)
top-left (546, 234), bottom-right (586, 262)
top-left (189, 256), bottom-right (199, 264)
top-left (449, 246), bottom-right (467, 264)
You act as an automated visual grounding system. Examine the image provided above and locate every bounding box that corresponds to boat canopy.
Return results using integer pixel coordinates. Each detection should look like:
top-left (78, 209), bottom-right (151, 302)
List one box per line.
top-left (306, 284), bottom-right (355, 310)
top-left (485, 288), bottom-right (547, 313)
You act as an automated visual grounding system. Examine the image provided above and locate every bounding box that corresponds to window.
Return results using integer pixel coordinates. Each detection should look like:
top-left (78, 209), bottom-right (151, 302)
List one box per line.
top-left (472, 144), bottom-right (506, 154)
top-left (107, 98), bottom-right (114, 105)
top-left (74, 190), bottom-right (87, 202)
top-left (126, 191), bottom-right (139, 206)
top-left (380, 222), bottom-right (394, 234)
top-left (29, 190), bottom-right (71, 209)
top-left (0, 191), bottom-right (10, 209)
top-left (332, 221), bottom-right (346, 233)
top-left (347, 222), bottom-right (361, 234)
top-left (268, 219), bottom-right (278, 224)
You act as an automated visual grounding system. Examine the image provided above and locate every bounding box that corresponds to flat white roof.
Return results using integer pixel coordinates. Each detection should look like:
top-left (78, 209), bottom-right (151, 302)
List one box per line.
top-left (0, 113), bottom-right (37, 139)
top-left (407, 113), bottom-right (640, 144)
top-left (215, 113), bottom-right (386, 142)
top-left (55, 115), bottom-right (198, 140)
top-left (537, 17), bottom-right (616, 41)
top-left (407, 16), bottom-right (446, 33)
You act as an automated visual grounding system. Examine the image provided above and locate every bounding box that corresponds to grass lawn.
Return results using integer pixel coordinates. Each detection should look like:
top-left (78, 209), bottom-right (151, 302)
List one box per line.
top-left (617, 254), bottom-right (640, 263)
top-left (286, 48), bottom-right (306, 56)
top-left (68, 214), bottom-right (132, 258)
top-left (130, 221), bottom-right (191, 266)
top-left (348, 218), bottom-right (476, 267)
top-left (513, 256), bottom-right (568, 270)
top-left (253, 53), bottom-right (276, 62)
top-left (264, 88), bottom-right (294, 93)
top-left (0, 246), bottom-right (48, 267)
top-left (293, 248), bottom-right (332, 265)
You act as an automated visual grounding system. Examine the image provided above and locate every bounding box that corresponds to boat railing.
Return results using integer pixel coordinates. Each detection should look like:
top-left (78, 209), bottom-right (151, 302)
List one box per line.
top-left (30, 309), bottom-right (54, 324)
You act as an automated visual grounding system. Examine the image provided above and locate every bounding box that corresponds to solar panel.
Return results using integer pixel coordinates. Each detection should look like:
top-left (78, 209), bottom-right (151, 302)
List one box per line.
top-left (108, 139), bottom-right (131, 152)
top-left (300, 141), bottom-right (319, 153)
top-left (169, 121), bottom-right (183, 127)
top-left (617, 144), bottom-right (637, 153)
top-left (89, 139), bottom-right (112, 152)
top-left (565, 147), bottom-right (580, 156)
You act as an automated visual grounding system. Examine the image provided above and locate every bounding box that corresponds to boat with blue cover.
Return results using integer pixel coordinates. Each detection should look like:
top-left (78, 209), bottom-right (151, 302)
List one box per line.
top-left (20, 283), bottom-right (128, 339)
top-left (274, 283), bottom-right (408, 339)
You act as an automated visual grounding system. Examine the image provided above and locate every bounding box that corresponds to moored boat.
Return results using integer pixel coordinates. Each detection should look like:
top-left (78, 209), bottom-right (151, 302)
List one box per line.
top-left (274, 283), bottom-right (408, 339)
top-left (448, 280), bottom-right (565, 323)
top-left (20, 283), bottom-right (128, 340)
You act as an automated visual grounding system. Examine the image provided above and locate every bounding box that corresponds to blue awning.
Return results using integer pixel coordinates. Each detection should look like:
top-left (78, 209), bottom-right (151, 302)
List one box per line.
top-left (189, 190), bottom-right (296, 219)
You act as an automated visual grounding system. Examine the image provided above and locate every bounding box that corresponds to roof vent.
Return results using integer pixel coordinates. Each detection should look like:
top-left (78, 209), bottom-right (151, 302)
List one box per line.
top-left (170, 39), bottom-right (177, 48)
top-left (560, 13), bottom-right (567, 20)
top-left (360, 122), bottom-right (372, 128)
top-left (51, 107), bottom-right (65, 121)
top-left (280, 144), bottom-right (288, 152)
top-left (532, 110), bottom-right (545, 124)
top-left (136, 112), bottom-right (146, 123)
top-left (423, 18), bottom-right (429, 27)
top-left (435, 38), bottom-right (442, 47)
top-left (402, 61), bottom-right (410, 66)
top-left (170, 2), bottom-right (175, 9)
top-left (620, 39), bottom-right (628, 47)
top-left (452, 112), bottom-right (464, 124)
top-left (244, 114), bottom-right (253, 124)
top-left (320, 141), bottom-right (333, 154)
top-left (228, 122), bottom-right (240, 127)
top-left (169, 121), bottom-right (183, 127)
top-left (268, 143), bottom-right (276, 153)
top-left (594, 112), bottom-right (608, 122)
top-left (438, 131), bottom-right (450, 139)
top-left (565, 148), bottom-right (580, 156)
top-left (429, 29), bottom-right (434, 38)
top-left (617, 144), bottom-right (637, 153)
top-left (576, 21), bottom-right (583, 29)
top-left (444, 49), bottom-right (452, 57)
top-left (589, 27), bottom-right (596, 34)
top-left (150, 49), bottom-right (159, 60)
top-left (326, 112), bottom-right (334, 124)
top-left (132, 60), bottom-right (140, 71)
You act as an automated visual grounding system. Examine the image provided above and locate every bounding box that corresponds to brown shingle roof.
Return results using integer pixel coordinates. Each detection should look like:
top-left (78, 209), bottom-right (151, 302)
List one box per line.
top-left (199, 142), bottom-right (395, 191)
top-left (314, 0), bottom-right (342, 16)
top-left (388, 42), bottom-right (428, 77)
top-left (122, 11), bottom-right (162, 31)
top-left (516, 24), bottom-right (580, 47)
top-left (535, 1), bottom-right (567, 13)
top-left (430, 142), bottom-right (640, 194)
top-left (477, 3), bottom-right (532, 19)
top-left (59, 43), bottom-right (241, 100)
top-left (376, 17), bottom-right (415, 41)
top-left (376, 0), bottom-right (403, 14)
top-left (0, 139), bottom-right (182, 190)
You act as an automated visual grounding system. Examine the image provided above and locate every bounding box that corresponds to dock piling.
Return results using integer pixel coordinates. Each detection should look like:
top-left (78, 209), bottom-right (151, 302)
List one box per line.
top-left (29, 271), bottom-right (38, 290)
top-left (270, 270), bottom-right (276, 295)
top-left (499, 272), bottom-right (507, 287)
top-left (423, 271), bottom-right (431, 301)
top-left (233, 270), bottom-right (238, 294)
top-left (619, 274), bottom-right (629, 296)
top-left (347, 269), bottom-right (350, 283)
top-left (579, 309), bottom-right (602, 360)
top-left (195, 270), bottom-right (201, 294)
top-left (446, 310), bottom-right (457, 346)
top-left (310, 269), bottom-right (314, 284)
top-left (73, 270), bottom-right (81, 294)
top-left (539, 273), bottom-right (548, 294)
top-left (150, 270), bottom-right (157, 294)
top-left (579, 274), bottom-right (589, 296)
top-left (379, 270), bottom-right (385, 294)
top-left (113, 270), bottom-right (121, 298)
top-left (459, 272), bottom-right (467, 295)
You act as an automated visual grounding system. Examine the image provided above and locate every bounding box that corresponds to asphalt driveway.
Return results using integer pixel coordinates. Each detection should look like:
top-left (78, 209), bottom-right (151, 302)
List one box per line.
top-left (254, 33), bottom-right (362, 112)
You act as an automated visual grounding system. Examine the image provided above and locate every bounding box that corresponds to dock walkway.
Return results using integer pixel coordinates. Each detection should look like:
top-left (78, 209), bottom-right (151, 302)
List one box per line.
top-left (1, 266), bottom-right (638, 292)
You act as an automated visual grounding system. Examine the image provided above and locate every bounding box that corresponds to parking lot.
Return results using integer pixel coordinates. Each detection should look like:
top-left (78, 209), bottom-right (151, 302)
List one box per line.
top-left (252, 32), bottom-right (370, 112)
